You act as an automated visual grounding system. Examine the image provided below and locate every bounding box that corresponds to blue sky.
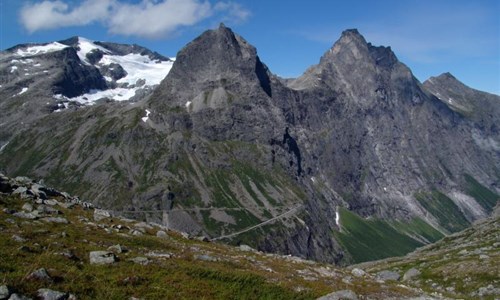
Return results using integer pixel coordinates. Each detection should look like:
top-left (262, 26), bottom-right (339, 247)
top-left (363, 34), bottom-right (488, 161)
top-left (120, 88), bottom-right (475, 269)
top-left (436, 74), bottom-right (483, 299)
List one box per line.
top-left (1, 0), bottom-right (499, 95)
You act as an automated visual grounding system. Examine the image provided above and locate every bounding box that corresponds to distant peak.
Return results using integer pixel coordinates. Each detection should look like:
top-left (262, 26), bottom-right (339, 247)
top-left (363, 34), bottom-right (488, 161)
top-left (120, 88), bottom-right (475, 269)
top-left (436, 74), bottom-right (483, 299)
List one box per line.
top-left (219, 22), bottom-right (227, 29)
top-left (440, 72), bottom-right (456, 79)
top-left (341, 28), bottom-right (360, 36)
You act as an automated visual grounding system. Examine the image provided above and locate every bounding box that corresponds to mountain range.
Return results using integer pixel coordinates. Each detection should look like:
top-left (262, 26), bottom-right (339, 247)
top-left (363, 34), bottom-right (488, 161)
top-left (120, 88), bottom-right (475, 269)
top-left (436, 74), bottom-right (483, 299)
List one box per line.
top-left (0, 24), bottom-right (498, 265)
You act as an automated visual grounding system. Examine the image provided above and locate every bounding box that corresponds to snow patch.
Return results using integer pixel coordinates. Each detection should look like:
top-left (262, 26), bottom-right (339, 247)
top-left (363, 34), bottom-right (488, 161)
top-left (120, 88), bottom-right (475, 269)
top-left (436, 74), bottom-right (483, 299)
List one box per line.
top-left (17, 87), bottom-right (28, 95)
top-left (335, 210), bottom-right (340, 226)
top-left (100, 52), bottom-right (173, 86)
top-left (185, 101), bottom-right (192, 109)
top-left (10, 66), bottom-right (18, 73)
top-left (311, 176), bottom-right (316, 183)
top-left (55, 87), bottom-right (138, 105)
top-left (141, 109), bottom-right (151, 123)
top-left (16, 42), bottom-right (68, 56)
top-left (76, 37), bottom-right (110, 65)
top-left (0, 141), bottom-right (9, 153)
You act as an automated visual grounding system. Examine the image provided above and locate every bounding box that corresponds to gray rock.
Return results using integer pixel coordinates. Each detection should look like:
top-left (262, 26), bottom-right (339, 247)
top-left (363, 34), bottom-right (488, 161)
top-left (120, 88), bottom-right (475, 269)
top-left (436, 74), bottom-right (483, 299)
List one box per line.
top-left (133, 222), bottom-right (153, 230)
top-left (93, 209), bottom-right (111, 222)
top-left (376, 270), bottom-right (400, 281)
top-left (196, 236), bottom-right (210, 242)
top-left (30, 184), bottom-right (47, 199)
top-left (479, 254), bottom-right (489, 260)
top-left (128, 257), bottom-right (149, 265)
top-left (107, 244), bottom-right (127, 254)
top-left (42, 217), bottom-right (69, 224)
top-left (194, 254), bottom-right (218, 262)
top-left (21, 203), bottom-right (33, 212)
top-left (350, 268), bottom-right (365, 277)
top-left (130, 230), bottom-right (143, 236)
top-left (11, 235), bottom-right (27, 243)
top-left (0, 285), bottom-right (11, 300)
top-left (317, 289), bottom-right (358, 300)
top-left (37, 289), bottom-right (68, 300)
top-left (27, 268), bottom-right (52, 282)
top-left (341, 276), bottom-right (352, 284)
top-left (156, 230), bottom-right (168, 238)
top-left (12, 211), bottom-right (37, 220)
top-left (12, 187), bottom-right (28, 195)
top-left (89, 251), bottom-right (117, 265)
top-left (43, 199), bottom-right (60, 206)
top-left (402, 268), bottom-right (421, 281)
top-left (8, 293), bottom-right (32, 300)
top-left (239, 244), bottom-right (256, 252)
top-left (37, 205), bottom-right (60, 215)
top-left (145, 252), bottom-right (172, 259)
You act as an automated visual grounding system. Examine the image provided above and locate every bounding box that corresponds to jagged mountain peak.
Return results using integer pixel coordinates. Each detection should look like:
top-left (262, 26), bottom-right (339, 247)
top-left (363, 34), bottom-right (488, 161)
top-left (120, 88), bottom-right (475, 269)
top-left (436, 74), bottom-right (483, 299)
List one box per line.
top-left (289, 28), bottom-right (408, 93)
top-left (151, 24), bottom-right (272, 110)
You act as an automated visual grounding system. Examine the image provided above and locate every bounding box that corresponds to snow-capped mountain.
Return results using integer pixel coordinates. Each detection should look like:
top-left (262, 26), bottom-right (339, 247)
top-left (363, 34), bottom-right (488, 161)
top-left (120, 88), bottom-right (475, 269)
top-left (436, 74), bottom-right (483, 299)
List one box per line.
top-left (1, 36), bottom-right (173, 107)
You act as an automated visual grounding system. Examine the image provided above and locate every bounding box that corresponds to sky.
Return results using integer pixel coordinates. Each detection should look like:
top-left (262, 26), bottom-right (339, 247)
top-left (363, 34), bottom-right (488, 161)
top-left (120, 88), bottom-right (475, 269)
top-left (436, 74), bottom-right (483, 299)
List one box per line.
top-left (1, 0), bottom-right (499, 95)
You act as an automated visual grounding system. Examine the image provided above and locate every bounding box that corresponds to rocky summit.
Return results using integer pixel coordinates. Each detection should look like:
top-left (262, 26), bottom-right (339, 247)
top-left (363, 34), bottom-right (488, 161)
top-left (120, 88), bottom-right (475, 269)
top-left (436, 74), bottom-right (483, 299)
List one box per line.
top-left (0, 24), bottom-right (499, 266)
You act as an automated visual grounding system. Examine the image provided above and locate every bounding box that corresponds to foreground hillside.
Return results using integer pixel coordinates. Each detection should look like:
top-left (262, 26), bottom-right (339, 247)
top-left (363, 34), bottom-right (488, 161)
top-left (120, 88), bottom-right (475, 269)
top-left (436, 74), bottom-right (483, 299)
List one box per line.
top-left (358, 205), bottom-right (500, 300)
top-left (2, 174), bottom-right (499, 299)
top-left (0, 173), bottom-right (464, 300)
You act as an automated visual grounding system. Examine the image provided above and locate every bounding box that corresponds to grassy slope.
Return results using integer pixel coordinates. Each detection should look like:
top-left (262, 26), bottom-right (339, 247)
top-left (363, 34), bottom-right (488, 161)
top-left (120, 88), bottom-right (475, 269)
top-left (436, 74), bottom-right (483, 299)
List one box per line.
top-left (464, 174), bottom-right (499, 212)
top-left (359, 213), bottom-right (500, 300)
top-left (333, 208), bottom-right (443, 264)
top-left (415, 190), bottom-right (470, 233)
top-left (0, 193), bottom-right (419, 300)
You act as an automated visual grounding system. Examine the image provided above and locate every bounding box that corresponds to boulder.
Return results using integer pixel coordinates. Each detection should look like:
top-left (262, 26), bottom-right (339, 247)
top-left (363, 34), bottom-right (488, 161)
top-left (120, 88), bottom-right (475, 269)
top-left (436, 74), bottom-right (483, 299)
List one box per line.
top-left (8, 293), bottom-right (32, 300)
top-left (402, 268), bottom-right (421, 281)
top-left (93, 209), bottom-right (111, 221)
top-left (239, 244), bottom-right (256, 252)
top-left (21, 203), bottom-right (33, 212)
top-left (37, 289), bottom-right (68, 300)
top-left (107, 244), bottom-right (127, 254)
top-left (317, 289), bottom-right (358, 300)
top-left (128, 257), bottom-right (149, 265)
top-left (376, 270), bottom-right (400, 281)
top-left (27, 268), bottom-right (52, 282)
top-left (351, 268), bottom-right (365, 277)
top-left (194, 254), bottom-right (218, 262)
top-left (42, 217), bottom-right (69, 224)
top-left (156, 230), bottom-right (168, 238)
top-left (89, 251), bottom-right (117, 265)
top-left (0, 285), bottom-right (11, 300)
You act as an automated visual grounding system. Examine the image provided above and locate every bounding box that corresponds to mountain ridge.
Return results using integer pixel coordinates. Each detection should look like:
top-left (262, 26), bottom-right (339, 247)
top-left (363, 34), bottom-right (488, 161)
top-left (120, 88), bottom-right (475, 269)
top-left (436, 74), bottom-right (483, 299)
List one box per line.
top-left (0, 26), bottom-right (498, 265)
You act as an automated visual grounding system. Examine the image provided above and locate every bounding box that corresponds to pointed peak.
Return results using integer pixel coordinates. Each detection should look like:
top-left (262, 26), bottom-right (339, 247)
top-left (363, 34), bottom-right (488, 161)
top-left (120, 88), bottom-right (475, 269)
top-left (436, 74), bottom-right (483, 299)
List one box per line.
top-left (341, 28), bottom-right (361, 36)
top-left (440, 72), bottom-right (457, 80)
top-left (218, 22), bottom-right (227, 29)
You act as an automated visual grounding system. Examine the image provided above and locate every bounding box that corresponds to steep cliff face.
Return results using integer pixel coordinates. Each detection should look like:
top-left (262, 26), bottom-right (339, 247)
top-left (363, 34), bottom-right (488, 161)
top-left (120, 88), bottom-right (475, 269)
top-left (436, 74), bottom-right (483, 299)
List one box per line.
top-left (0, 26), bottom-right (498, 265)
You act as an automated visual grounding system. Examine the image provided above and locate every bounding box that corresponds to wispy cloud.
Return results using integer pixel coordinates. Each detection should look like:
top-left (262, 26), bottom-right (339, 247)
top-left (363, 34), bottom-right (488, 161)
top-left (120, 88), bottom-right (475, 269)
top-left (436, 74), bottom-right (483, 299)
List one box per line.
top-left (19, 0), bottom-right (251, 38)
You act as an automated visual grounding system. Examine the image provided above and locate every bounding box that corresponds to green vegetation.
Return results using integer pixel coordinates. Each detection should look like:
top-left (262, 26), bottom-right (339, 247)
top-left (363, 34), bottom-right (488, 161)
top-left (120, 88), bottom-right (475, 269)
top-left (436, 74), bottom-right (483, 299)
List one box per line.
top-left (464, 174), bottom-right (499, 212)
top-left (392, 218), bottom-right (444, 243)
top-left (0, 194), bottom-right (317, 300)
top-left (333, 208), bottom-right (423, 263)
top-left (415, 190), bottom-right (470, 233)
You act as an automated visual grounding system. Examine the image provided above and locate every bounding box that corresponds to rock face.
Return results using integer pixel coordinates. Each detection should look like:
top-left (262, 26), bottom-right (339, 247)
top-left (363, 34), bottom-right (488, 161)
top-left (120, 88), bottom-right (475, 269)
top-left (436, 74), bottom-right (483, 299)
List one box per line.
top-left (0, 26), bottom-right (498, 265)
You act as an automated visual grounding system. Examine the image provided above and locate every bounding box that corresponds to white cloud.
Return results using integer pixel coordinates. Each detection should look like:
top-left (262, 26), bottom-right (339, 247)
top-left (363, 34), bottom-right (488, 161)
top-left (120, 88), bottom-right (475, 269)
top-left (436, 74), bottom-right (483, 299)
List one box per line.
top-left (19, 0), bottom-right (250, 38)
top-left (214, 2), bottom-right (251, 24)
top-left (20, 0), bottom-right (113, 33)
